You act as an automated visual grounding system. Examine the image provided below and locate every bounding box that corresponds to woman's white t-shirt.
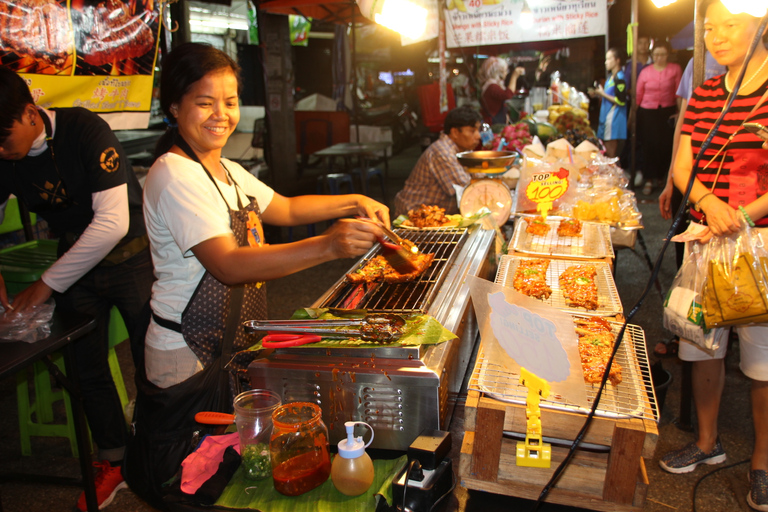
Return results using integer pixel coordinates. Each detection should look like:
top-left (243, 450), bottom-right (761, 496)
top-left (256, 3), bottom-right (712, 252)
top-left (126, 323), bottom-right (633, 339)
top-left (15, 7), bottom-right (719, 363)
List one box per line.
top-left (143, 152), bottom-right (275, 351)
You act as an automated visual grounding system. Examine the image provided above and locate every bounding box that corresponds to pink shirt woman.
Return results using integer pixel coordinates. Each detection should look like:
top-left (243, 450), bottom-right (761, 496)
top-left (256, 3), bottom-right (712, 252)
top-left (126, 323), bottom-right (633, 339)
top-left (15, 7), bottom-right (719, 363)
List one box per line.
top-left (635, 41), bottom-right (682, 195)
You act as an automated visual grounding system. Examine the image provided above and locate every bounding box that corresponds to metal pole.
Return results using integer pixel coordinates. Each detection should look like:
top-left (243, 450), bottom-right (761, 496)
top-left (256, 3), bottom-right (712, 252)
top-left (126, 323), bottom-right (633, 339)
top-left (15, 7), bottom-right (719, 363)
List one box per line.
top-left (351, 3), bottom-right (360, 143)
top-left (628, 0), bottom-right (639, 191)
top-left (693, 0), bottom-right (705, 90)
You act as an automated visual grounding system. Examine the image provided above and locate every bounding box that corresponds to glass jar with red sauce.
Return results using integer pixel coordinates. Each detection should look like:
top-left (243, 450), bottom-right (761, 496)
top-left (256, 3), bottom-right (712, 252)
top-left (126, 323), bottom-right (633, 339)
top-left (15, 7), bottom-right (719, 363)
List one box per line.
top-left (269, 402), bottom-right (331, 496)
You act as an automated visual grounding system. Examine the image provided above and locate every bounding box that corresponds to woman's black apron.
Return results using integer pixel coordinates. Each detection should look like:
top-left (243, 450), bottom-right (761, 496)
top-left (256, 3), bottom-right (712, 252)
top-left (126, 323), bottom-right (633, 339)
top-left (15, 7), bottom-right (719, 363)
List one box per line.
top-left (124, 137), bottom-right (267, 509)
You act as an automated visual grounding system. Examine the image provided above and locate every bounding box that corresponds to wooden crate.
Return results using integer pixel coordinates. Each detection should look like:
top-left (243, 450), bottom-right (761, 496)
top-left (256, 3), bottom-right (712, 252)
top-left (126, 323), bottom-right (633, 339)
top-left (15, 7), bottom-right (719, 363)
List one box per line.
top-left (459, 389), bottom-right (658, 511)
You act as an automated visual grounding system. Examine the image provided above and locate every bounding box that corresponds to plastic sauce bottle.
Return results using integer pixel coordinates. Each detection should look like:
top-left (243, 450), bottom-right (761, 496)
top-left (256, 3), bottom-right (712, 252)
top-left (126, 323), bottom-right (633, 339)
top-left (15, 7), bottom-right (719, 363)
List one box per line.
top-left (480, 122), bottom-right (494, 149)
top-left (331, 421), bottom-right (375, 496)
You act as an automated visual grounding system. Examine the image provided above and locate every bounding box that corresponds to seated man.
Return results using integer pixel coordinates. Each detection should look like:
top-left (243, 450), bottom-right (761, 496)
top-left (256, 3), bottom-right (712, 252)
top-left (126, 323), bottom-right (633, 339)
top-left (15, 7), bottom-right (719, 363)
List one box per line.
top-left (394, 106), bottom-right (482, 217)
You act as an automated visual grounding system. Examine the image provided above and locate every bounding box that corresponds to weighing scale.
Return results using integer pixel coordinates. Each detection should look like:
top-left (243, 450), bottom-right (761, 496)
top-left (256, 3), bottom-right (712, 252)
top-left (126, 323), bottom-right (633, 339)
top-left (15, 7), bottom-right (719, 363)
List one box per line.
top-left (456, 150), bottom-right (516, 225)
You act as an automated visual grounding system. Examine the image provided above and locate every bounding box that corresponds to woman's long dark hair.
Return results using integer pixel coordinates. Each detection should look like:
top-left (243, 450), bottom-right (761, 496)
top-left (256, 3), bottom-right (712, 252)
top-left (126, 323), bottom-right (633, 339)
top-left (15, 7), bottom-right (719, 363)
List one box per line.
top-left (154, 42), bottom-right (242, 160)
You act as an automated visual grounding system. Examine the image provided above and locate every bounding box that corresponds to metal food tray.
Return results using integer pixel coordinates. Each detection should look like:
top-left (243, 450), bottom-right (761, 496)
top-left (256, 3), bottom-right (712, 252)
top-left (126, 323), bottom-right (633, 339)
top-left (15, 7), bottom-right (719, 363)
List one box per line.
top-left (495, 255), bottom-right (622, 317)
top-left (470, 318), bottom-right (657, 421)
top-left (511, 217), bottom-right (614, 259)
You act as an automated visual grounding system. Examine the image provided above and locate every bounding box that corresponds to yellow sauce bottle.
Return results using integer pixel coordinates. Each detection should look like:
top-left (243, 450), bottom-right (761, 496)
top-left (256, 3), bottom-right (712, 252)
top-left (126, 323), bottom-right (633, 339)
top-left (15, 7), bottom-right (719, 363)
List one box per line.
top-left (331, 421), bottom-right (375, 496)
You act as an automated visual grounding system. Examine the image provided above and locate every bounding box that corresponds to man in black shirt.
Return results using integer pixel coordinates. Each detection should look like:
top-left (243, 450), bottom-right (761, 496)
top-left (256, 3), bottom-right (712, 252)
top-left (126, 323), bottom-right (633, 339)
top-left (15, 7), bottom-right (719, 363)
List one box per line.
top-left (0, 67), bottom-right (153, 511)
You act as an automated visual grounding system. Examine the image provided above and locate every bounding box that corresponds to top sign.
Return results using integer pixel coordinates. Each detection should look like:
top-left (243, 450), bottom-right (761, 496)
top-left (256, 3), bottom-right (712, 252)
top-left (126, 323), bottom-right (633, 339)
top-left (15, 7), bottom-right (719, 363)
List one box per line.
top-left (445, 0), bottom-right (607, 48)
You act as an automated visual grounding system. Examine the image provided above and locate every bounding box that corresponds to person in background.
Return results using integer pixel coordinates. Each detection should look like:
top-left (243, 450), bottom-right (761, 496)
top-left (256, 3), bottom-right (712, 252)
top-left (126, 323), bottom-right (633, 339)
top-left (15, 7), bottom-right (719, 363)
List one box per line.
top-left (127, 43), bottom-right (387, 505)
top-left (504, 62), bottom-right (529, 97)
top-left (624, 35), bottom-right (653, 91)
top-left (534, 53), bottom-right (554, 87)
top-left (636, 40), bottom-right (682, 195)
top-left (660, 3), bottom-right (768, 510)
top-left (654, 50), bottom-right (726, 358)
top-left (590, 47), bottom-right (628, 159)
top-left (0, 67), bottom-right (154, 511)
top-left (478, 57), bottom-right (515, 124)
top-left (394, 106), bottom-right (482, 217)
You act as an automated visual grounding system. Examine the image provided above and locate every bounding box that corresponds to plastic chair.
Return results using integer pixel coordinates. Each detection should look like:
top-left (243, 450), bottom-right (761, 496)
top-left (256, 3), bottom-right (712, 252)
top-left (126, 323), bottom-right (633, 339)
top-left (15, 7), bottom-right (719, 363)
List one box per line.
top-left (0, 197), bottom-right (36, 236)
top-left (318, 173), bottom-right (355, 195)
top-left (353, 167), bottom-right (387, 203)
top-left (0, 238), bottom-right (130, 456)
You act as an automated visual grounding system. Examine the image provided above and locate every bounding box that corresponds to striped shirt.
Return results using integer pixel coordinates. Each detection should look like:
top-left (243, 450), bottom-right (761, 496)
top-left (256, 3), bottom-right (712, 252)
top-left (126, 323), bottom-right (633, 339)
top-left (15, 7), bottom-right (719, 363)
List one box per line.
top-left (682, 75), bottom-right (768, 226)
top-left (393, 133), bottom-right (471, 217)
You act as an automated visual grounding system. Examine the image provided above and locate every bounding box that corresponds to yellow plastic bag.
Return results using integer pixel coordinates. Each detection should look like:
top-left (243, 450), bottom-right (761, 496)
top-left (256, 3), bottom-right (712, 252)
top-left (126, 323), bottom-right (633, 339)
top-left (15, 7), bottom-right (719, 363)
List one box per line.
top-left (702, 224), bottom-right (768, 328)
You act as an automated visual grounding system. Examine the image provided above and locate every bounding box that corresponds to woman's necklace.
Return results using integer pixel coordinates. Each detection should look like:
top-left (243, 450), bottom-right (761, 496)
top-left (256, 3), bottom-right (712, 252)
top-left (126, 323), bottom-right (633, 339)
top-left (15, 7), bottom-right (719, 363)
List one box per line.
top-left (725, 53), bottom-right (768, 93)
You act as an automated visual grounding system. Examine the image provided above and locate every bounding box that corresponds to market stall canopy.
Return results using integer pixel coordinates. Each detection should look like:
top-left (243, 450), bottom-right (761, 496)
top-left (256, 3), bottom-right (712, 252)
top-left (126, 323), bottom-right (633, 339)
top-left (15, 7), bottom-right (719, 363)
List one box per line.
top-left (670, 21), bottom-right (694, 50)
top-left (256, 0), bottom-right (369, 24)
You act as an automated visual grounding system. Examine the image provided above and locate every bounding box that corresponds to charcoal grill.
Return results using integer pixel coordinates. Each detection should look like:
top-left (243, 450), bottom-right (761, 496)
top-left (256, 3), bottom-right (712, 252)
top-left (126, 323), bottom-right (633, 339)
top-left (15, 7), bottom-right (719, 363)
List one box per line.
top-left (248, 225), bottom-right (496, 450)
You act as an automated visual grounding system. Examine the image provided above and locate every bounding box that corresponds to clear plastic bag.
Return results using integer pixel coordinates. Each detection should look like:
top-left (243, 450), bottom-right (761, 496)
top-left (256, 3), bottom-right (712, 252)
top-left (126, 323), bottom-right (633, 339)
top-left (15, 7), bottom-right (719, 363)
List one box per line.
top-left (663, 241), bottom-right (723, 354)
top-left (702, 222), bottom-right (768, 328)
top-left (0, 300), bottom-right (55, 343)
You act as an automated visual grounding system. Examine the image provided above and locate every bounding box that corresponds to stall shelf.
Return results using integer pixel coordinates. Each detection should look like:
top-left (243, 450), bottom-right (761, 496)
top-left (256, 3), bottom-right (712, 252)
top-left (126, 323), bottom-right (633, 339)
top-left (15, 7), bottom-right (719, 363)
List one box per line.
top-left (459, 337), bottom-right (659, 511)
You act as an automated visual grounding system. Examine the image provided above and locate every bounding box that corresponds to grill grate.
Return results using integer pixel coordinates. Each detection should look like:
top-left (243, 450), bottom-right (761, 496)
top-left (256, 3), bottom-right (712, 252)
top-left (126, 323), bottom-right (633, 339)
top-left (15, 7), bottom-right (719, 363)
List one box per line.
top-left (496, 255), bottom-right (622, 317)
top-left (470, 319), bottom-right (658, 421)
top-left (319, 228), bottom-right (469, 313)
top-left (511, 217), bottom-right (614, 259)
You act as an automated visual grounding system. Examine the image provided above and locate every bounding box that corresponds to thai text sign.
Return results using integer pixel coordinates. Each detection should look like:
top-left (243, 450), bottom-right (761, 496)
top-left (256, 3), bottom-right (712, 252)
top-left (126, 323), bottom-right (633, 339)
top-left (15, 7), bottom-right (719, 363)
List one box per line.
top-left (445, 0), bottom-right (607, 48)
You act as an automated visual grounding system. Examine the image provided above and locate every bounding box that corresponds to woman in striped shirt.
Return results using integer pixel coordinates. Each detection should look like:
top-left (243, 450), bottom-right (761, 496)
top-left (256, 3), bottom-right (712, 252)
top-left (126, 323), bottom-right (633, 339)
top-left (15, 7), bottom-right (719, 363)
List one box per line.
top-left (662, 1), bottom-right (768, 508)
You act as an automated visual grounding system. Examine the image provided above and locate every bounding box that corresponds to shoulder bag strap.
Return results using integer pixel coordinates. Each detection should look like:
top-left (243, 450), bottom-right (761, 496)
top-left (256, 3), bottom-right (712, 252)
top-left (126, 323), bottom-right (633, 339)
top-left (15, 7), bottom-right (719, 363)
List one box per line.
top-left (219, 285), bottom-right (244, 369)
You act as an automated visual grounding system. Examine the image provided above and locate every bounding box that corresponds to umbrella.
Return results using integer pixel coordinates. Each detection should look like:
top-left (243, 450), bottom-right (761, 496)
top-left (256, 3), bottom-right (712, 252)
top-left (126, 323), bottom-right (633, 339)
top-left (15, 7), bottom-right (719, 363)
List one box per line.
top-left (671, 21), bottom-right (694, 50)
top-left (257, 0), bottom-right (367, 25)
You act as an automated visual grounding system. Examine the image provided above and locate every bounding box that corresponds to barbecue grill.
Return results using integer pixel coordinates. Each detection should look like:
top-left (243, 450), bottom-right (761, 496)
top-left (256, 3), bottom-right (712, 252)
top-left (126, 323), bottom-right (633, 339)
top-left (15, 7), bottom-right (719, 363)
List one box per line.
top-left (247, 225), bottom-right (496, 450)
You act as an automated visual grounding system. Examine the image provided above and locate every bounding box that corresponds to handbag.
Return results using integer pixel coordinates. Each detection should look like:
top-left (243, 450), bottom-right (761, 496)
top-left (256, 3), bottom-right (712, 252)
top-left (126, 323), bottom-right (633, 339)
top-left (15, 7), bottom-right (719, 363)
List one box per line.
top-left (663, 240), bottom-right (723, 353)
top-left (702, 222), bottom-right (768, 328)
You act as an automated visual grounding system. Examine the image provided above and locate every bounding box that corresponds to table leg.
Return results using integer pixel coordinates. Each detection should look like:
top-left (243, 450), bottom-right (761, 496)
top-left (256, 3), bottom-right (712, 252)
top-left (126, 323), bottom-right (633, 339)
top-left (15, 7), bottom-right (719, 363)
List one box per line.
top-left (58, 346), bottom-right (98, 512)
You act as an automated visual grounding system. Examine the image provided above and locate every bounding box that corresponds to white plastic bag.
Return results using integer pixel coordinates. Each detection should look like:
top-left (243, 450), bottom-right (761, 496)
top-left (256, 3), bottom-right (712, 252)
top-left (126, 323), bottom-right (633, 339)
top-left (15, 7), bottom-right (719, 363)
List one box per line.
top-left (663, 242), bottom-right (724, 354)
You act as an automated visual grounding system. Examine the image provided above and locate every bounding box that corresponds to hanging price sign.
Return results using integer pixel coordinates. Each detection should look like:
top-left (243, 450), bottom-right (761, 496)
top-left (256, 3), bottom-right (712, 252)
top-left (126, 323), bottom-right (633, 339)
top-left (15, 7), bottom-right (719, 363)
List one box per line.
top-left (524, 168), bottom-right (570, 219)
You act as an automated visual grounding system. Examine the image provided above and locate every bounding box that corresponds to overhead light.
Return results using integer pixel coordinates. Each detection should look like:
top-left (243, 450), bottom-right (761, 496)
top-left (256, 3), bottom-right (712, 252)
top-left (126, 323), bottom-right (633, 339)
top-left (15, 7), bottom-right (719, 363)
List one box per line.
top-left (721, 0), bottom-right (768, 16)
top-left (357, 0), bottom-right (427, 38)
top-left (653, 0), bottom-right (767, 13)
top-left (520, 0), bottom-right (533, 29)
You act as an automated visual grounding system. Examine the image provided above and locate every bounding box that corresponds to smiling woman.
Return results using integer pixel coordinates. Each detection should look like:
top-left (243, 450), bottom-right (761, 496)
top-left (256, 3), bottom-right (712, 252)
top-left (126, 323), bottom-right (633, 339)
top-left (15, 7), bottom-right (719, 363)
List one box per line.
top-left (126, 42), bottom-right (391, 507)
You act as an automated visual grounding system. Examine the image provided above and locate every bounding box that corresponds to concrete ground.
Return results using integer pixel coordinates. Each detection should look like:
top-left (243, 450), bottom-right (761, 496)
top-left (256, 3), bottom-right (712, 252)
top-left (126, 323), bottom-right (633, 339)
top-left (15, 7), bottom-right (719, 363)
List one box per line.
top-left (0, 141), bottom-right (757, 512)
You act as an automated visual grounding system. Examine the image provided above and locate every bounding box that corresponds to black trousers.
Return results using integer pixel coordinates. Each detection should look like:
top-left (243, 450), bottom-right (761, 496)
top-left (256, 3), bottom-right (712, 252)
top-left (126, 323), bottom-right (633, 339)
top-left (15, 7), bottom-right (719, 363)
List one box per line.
top-left (638, 106), bottom-right (677, 184)
top-left (54, 248), bottom-right (153, 457)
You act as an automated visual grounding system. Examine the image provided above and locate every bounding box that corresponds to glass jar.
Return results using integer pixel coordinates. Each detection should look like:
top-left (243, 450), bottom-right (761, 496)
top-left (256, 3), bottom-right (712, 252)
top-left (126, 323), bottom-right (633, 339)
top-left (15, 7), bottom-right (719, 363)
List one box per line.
top-left (234, 389), bottom-right (281, 480)
top-left (269, 402), bottom-right (331, 496)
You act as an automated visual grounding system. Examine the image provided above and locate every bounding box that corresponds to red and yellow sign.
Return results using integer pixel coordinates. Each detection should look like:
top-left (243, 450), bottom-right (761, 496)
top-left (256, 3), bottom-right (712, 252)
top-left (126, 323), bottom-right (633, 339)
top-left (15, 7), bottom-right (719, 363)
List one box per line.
top-left (524, 167), bottom-right (570, 219)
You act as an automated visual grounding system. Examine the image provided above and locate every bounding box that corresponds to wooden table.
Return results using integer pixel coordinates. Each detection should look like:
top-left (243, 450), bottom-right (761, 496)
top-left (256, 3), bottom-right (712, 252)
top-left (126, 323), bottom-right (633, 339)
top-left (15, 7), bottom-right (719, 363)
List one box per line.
top-left (0, 313), bottom-right (98, 512)
top-left (313, 142), bottom-right (392, 195)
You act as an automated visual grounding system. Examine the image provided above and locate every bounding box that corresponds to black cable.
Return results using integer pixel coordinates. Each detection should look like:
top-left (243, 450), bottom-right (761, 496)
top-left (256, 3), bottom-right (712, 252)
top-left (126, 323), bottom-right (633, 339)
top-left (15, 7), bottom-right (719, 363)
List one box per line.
top-left (428, 469), bottom-right (457, 512)
top-left (692, 458), bottom-right (750, 512)
top-left (400, 459), bottom-right (419, 512)
top-left (530, 12), bottom-right (768, 511)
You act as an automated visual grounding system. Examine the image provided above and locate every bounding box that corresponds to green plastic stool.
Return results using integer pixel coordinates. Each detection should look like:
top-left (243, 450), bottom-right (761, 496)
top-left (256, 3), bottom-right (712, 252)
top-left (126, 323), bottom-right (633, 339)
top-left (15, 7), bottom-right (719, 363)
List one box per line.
top-left (0, 239), bottom-right (130, 456)
top-left (15, 307), bottom-right (130, 457)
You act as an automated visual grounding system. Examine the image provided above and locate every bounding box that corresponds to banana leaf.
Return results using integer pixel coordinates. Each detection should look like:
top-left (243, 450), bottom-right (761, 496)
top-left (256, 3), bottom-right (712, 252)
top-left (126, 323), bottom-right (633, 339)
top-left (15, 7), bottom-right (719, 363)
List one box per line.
top-left (214, 455), bottom-right (407, 511)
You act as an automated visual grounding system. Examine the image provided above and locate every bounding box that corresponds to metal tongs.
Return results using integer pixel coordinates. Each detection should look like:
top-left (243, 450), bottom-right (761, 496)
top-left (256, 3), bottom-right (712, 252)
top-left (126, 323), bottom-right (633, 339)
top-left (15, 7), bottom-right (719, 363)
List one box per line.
top-left (243, 313), bottom-right (407, 343)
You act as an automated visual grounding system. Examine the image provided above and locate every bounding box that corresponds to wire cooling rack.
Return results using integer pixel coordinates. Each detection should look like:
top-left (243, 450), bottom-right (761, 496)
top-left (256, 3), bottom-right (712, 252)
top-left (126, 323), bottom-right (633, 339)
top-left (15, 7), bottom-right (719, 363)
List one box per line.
top-left (470, 318), bottom-right (658, 422)
top-left (496, 255), bottom-right (623, 317)
top-left (512, 217), bottom-right (614, 259)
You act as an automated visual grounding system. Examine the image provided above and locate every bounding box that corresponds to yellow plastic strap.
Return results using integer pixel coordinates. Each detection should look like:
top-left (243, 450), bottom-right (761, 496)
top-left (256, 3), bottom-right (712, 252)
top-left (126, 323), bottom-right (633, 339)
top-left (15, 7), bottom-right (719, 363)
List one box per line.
top-left (626, 23), bottom-right (638, 57)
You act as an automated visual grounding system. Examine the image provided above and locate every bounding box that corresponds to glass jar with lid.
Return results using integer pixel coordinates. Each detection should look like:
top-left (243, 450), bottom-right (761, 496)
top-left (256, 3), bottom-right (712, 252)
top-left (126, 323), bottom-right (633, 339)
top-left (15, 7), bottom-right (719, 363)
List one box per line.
top-left (269, 402), bottom-right (331, 496)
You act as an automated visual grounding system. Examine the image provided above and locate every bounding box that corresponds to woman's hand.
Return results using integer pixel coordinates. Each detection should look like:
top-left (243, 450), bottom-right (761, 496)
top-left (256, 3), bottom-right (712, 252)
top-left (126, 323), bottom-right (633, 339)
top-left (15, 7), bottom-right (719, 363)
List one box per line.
top-left (354, 196), bottom-right (390, 226)
top-left (321, 218), bottom-right (382, 260)
top-left (699, 195), bottom-right (741, 236)
top-left (658, 180), bottom-right (674, 220)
